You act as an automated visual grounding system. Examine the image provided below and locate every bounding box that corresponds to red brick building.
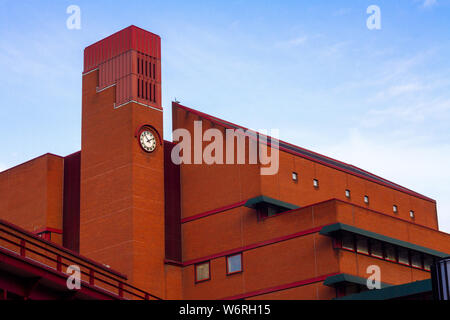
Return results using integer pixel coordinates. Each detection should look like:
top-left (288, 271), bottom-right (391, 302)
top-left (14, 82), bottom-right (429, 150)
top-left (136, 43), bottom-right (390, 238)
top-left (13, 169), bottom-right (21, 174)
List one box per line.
top-left (0, 26), bottom-right (449, 300)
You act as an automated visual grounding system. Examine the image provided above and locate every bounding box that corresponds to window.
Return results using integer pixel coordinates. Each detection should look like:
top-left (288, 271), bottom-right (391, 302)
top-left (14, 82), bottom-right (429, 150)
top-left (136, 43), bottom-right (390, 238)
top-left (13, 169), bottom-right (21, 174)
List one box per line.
top-left (370, 239), bottom-right (383, 258)
top-left (356, 237), bottom-right (369, 254)
top-left (195, 261), bottom-right (210, 283)
top-left (292, 172), bottom-right (298, 182)
top-left (384, 244), bottom-right (397, 262)
top-left (342, 233), bottom-right (355, 251)
top-left (423, 256), bottom-right (433, 271)
top-left (393, 205), bottom-right (398, 214)
top-left (398, 247), bottom-right (410, 265)
top-left (364, 196), bottom-right (369, 204)
top-left (334, 232), bottom-right (437, 272)
top-left (345, 189), bottom-right (351, 198)
top-left (313, 179), bottom-right (319, 188)
top-left (227, 253), bottom-right (243, 275)
top-left (410, 210), bottom-right (415, 219)
top-left (411, 252), bottom-right (423, 269)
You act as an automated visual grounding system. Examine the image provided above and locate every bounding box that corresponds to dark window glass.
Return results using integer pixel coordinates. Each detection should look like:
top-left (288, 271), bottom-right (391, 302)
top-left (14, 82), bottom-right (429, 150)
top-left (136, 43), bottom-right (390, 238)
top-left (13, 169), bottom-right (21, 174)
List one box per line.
top-left (398, 247), bottom-right (410, 265)
top-left (384, 244), bottom-right (396, 262)
top-left (356, 237), bottom-right (369, 254)
top-left (370, 239), bottom-right (383, 258)
top-left (342, 233), bottom-right (355, 251)
top-left (423, 256), bottom-right (433, 271)
top-left (411, 252), bottom-right (423, 269)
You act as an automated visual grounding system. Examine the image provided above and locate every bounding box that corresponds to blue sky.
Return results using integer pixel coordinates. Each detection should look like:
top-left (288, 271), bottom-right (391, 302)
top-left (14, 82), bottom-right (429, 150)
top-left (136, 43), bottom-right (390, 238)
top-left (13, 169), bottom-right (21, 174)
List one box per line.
top-left (1, 0), bottom-right (450, 232)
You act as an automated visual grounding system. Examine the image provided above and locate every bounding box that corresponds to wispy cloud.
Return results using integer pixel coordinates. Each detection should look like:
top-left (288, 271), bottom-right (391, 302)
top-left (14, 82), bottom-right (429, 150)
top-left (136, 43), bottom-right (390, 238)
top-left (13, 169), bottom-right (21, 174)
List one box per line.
top-left (333, 8), bottom-right (351, 16)
top-left (275, 36), bottom-right (308, 49)
top-left (320, 129), bottom-right (450, 232)
top-left (422, 0), bottom-right (437, 8)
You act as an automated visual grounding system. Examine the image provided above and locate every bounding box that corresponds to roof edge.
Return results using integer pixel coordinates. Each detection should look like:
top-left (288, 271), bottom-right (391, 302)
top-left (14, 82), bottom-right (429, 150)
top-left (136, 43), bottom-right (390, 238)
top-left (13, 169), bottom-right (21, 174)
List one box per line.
top-left (171, 102), bottom-right (436, 204)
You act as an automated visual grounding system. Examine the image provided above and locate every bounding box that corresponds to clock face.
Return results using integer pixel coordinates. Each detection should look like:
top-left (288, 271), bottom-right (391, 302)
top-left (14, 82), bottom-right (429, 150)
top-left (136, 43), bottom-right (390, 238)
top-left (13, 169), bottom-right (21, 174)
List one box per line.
top-left (139, 130), bottom-right (157, 153)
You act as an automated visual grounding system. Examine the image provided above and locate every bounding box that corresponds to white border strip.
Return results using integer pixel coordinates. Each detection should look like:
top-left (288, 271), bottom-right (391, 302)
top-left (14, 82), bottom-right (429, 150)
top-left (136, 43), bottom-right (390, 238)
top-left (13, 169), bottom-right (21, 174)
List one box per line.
top-left (96, 83), bottom-right (116, 93)
top-left (82, 68), bottom-right (99, 76)
top-left (114, 100), bottom-right (163, 112)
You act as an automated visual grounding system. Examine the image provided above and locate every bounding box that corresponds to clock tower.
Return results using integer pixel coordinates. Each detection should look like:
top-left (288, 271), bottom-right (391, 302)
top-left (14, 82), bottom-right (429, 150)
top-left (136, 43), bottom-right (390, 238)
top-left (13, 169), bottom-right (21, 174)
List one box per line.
top-left (80, 26), bottom-right (166, 297)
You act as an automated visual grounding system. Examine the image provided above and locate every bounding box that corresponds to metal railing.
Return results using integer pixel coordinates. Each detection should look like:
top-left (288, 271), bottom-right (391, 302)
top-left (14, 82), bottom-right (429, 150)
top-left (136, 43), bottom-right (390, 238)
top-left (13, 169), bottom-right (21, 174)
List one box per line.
top-left (0, 220), bottom-right (161, 300)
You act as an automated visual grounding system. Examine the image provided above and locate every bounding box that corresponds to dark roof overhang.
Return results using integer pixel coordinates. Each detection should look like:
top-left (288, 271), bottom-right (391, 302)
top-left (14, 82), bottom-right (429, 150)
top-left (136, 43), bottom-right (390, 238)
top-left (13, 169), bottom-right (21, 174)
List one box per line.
top-left (320, 223), bottom-right (449, 258)
top-left (324, 273), bottom-right (391, 289)
top-left (335, 279), bottom-right (432, 300)
top-left (244, 195), bottom-right (300, 211)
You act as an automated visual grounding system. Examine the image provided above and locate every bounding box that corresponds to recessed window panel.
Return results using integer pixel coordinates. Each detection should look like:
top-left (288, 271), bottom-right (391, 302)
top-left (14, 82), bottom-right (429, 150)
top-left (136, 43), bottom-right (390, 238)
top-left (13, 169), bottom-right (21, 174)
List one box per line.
top-left (345, 189), bottom-right (351, 198)
top-left (356, 237), bottom-right (369, 255)
top-left (364, 196), bottom-right (369, 204)
top-left (384, 244), bottom-right (396, 262)
top-left (393, 205), bottom-right (398, 213)
top-left (398, 248), bottom-right (410, 265)
top-left (292, 172), bottom-right (298, 182)
top-left (370, 239), bottom-right (383, 258)
top-left (423, 256), bottom-right (433, 271)
top-left (342, 233), bottom-right (355, 251)
top-left (313, 179), bottom-right (319, 188)
top-left (411, 252), bottom-right (423, 269)
top-left (410, 210), bottom-right (415, 219)
top-left (195, 262), bottom-right (210, 282)
top-left (227, 254), bottom-right (242, 275)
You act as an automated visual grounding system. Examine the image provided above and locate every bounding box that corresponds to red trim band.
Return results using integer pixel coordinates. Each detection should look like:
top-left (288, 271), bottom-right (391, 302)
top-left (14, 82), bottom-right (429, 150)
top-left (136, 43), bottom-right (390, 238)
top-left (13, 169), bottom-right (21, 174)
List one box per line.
top-left (183, 225), bottom-right (325, 267)
top-left (221, 272), bottom-right (339, 300)
top-left (262, 198), bottom-right (448, 236)
top-left (183, 197), bottom-right (447, 236)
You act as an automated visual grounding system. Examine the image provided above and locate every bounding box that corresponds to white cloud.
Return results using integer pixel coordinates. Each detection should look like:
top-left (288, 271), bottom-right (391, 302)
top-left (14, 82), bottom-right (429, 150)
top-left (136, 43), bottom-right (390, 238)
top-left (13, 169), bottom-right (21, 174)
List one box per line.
top-left (376, 83), bottom-right (423, 99)
top-left (361, 96), bottom-right (450, 129)
top-left (319, 129), bottom-right (450, 233)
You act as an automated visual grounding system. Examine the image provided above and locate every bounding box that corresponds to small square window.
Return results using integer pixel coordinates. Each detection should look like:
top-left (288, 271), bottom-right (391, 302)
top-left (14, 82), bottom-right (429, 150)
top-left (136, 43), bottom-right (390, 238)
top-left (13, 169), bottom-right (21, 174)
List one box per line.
top-left (393, 205), bottom-right (398, 214)
top-left (345, 189), bottom-right (351, 198)
top-left (227, 253), bottom-right (243, 275)
top-left (313, 179), bottom-right (319, 188)
top-left (364, 195), bottom-right (369, 204)
top-left (292, 172), bottom-right (298, 182)
top-left (410, 210), bottom-right (415, 219)
top-left (195, 261), bottom-right (210, 283)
